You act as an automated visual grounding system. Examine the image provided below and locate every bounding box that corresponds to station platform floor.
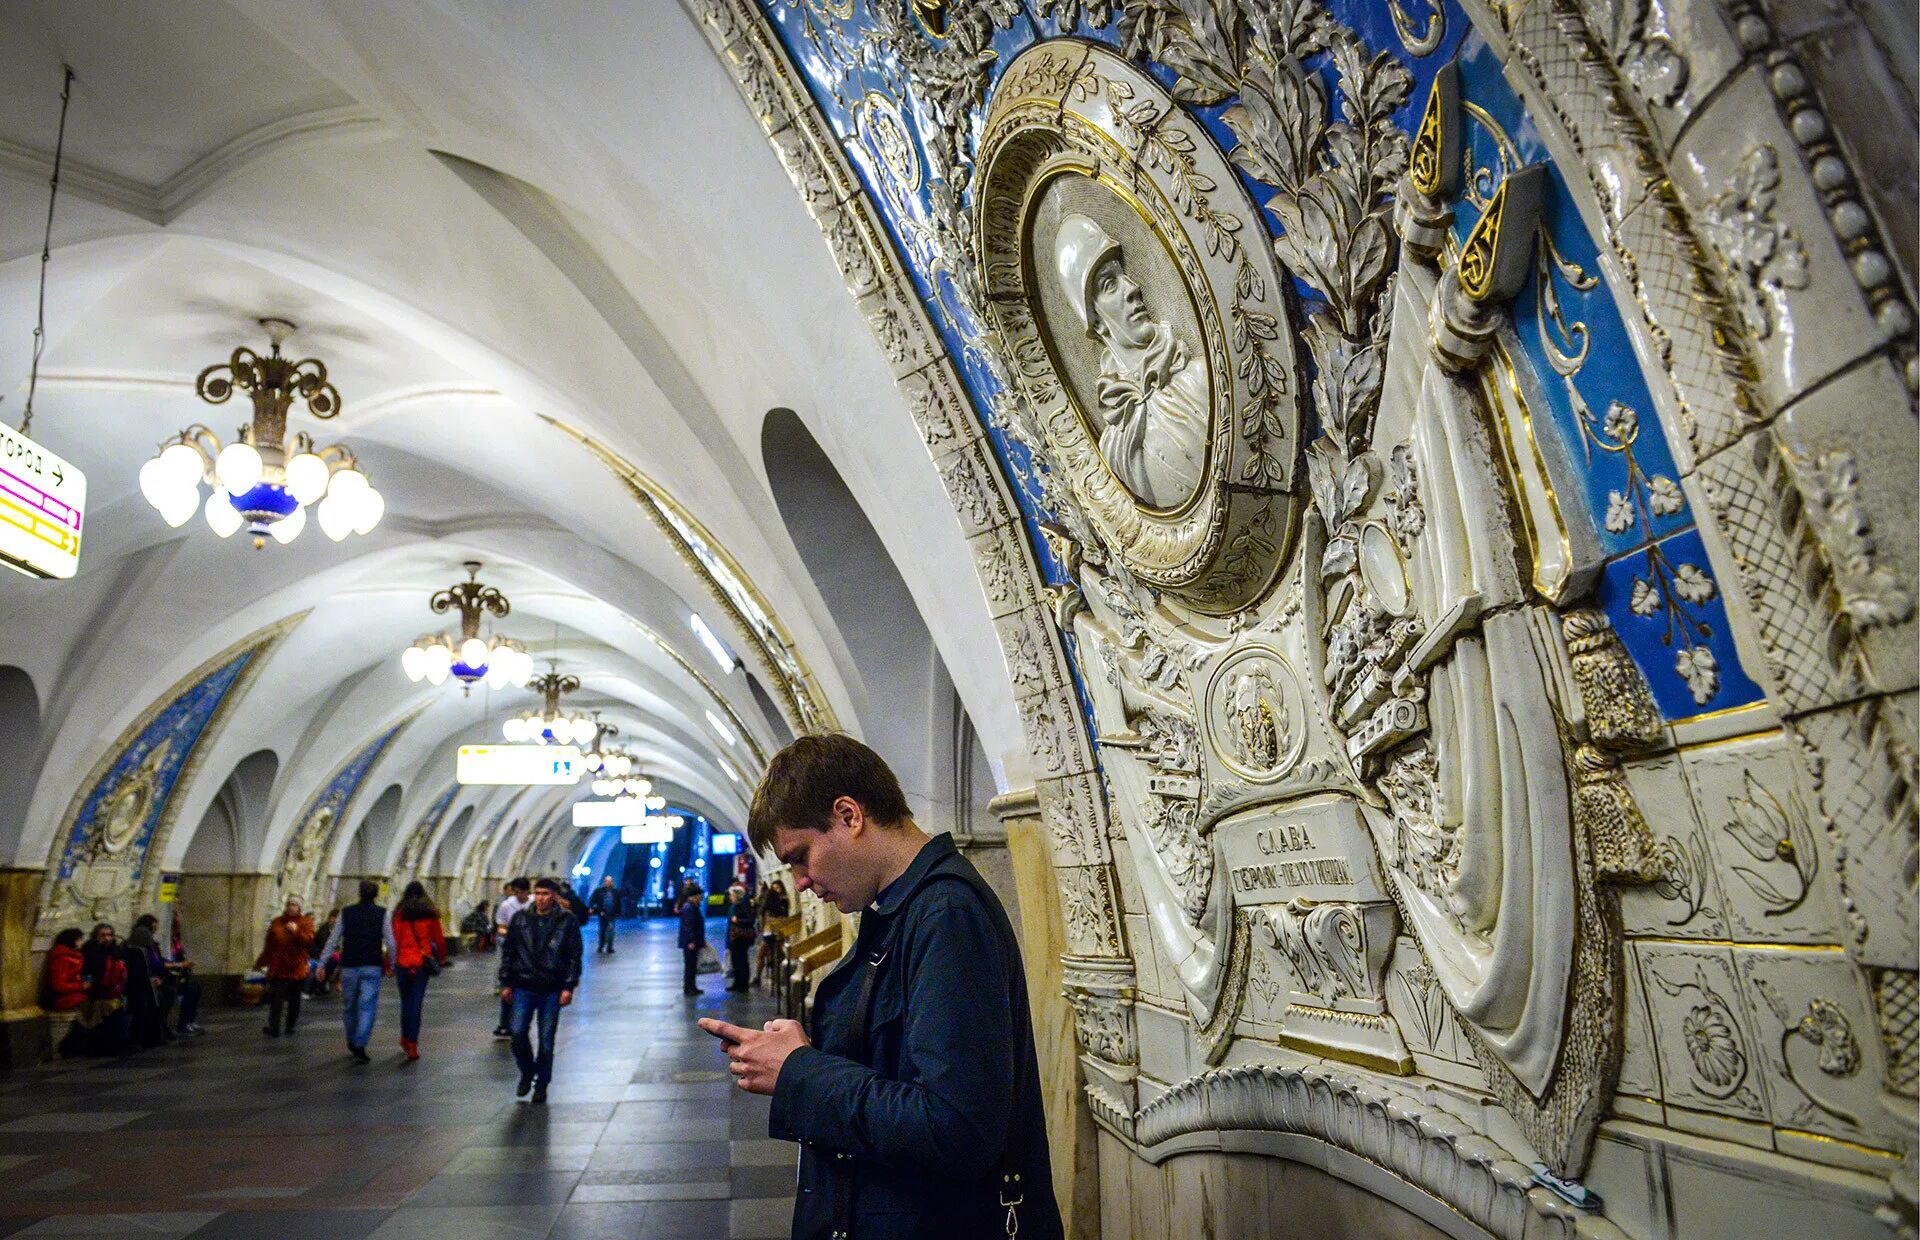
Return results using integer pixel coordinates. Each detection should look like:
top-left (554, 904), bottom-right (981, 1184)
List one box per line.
top-left (0, 916), bottom-right (794, 1239)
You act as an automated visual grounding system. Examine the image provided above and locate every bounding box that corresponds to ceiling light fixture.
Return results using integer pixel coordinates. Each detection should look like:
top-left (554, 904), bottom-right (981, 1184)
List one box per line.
top-left (502, 665), bottom-right (592, 745)
top-left (139, 318), bottom-right (383, 547)
top-left (705, 709), bottom-right (737, 747)
top-left (401, 562), bottom-right (533, 693)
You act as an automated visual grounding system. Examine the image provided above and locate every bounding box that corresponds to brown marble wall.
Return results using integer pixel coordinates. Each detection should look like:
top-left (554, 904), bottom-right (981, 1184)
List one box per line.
top-left (994, 791), bottom-right (1100, 1240)
top-left (174, 872), bottom-right (275, 1002)
top-left (0, 867), bottom-right (47, 1068)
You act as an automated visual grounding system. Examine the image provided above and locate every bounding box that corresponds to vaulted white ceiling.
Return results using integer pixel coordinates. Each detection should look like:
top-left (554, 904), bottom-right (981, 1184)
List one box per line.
top-left (0, 0), bottom-right (1021, 879)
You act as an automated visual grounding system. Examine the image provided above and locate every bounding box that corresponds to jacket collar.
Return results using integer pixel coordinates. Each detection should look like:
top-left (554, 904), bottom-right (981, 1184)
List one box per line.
top-left (869, 830), bottom-right (955, 917)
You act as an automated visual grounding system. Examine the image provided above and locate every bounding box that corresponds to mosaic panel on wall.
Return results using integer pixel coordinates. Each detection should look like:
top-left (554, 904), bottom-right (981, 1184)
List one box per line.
top-left (713, 0), bottom-right (1917, 1231)
top-left (394, 782), bottom-right (458, 881)
top-left (272, 713), bottom-right (418, 911)
top-left (35, 617), bottom-right (299, 946)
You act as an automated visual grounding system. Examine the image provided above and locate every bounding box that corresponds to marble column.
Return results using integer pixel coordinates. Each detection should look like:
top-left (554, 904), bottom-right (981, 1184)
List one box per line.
top-left (0, 868), bottom-right (47, 1068)
top-left (993, 789), bottom-right (1100, 1240)
top-left (174, 872), bottom-right (276, 1004)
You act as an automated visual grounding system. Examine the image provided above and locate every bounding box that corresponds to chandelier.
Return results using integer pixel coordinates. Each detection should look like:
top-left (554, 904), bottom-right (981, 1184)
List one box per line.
top-left (137, 318), bottom-right (384, 547)
top-left (503, 666), bottom-right (594, 745)
top-left (401, 562), bottom-right (534, 692)
top-left (579, 719), bottom-right (625, 773)
top-left (592, 778), bottom-right (656, 800)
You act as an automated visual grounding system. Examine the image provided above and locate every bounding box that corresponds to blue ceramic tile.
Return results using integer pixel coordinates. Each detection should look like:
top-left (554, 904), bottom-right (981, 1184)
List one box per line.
top-left (1596, 528), bottom-right (1765, 721)
top-left (57, 649), bottom-right (257, 887)
top-left (292, 719), bottom-right (410, 836)
top-left (1451, 33), bottom-right (1692, 555)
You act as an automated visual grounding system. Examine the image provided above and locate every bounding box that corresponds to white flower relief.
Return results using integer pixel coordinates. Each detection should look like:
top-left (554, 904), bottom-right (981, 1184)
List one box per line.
top-left (1673, 562), bottom-right (1717, 604)
top-left (1630, 577), bottom-right (1662, 616)
top-left (1602, 400), bottom-right (1639, 443)
top-left (1604, 490), bottom-right (1635, 533)
top-left (1648, 474), bottom-right (1685, 516)
top-left (1676, 646), bottom-right (1720, 705)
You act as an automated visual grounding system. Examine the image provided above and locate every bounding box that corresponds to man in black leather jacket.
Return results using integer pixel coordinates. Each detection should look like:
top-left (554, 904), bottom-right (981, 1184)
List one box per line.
top-left (498, 877), bottom-right (583, 1104)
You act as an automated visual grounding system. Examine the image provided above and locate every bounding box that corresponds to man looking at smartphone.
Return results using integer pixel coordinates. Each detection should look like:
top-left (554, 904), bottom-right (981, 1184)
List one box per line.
top-left (698, 734), bottom-right (1062, 1240)
top-left (499, 877), bottom-right (582, 1104)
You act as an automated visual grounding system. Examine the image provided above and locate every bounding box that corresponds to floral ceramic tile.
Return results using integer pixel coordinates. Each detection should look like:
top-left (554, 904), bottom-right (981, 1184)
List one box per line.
top-left (1731, 948), bottom-right (1905, 1149)
top-left (1678, 732), bottom-right (1841, 944)
top-left (1637, 941), bottom-right (1772, 1122)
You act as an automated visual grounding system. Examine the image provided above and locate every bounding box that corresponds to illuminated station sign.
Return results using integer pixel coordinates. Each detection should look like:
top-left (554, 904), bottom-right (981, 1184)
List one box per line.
top-left (457, 744), bottom-right (583, 785)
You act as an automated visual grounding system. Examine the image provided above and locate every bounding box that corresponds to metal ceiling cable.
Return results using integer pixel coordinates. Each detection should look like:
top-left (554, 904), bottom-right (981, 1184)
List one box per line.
top-left (19, 65), bottom-right (75, 438)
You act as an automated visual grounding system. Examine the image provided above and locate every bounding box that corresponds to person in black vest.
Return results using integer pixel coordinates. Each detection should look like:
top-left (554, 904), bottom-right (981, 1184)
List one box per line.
top-left (698, 734), bottom-right (1063, 1240)
top-left (587, 875), bottom-right (620, 954)
top-left (318, 880), bottom-right (395, 1064)
top-left (498, 877), bottom-right (582, 1104)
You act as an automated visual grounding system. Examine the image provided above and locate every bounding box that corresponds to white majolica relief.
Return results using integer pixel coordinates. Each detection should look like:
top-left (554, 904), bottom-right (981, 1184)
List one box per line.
top-left (706, 0), bottom-right (1920, 1225)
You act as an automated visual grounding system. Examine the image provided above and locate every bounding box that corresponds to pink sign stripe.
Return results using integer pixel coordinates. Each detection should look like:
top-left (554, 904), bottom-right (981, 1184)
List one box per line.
top-left (0, 461), bottom-right (80, 529)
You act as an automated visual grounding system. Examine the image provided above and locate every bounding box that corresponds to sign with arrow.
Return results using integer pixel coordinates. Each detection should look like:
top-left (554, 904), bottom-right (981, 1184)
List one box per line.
top-left (0, 420), bottom-right (84, 579)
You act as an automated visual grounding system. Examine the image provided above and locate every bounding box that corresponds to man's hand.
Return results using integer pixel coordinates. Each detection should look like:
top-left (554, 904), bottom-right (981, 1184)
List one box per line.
top-left (559, 990), bottom-right (573, 1007)
top-left (697, 1018), bottom-right (809, 1095)
top-left (500, 987), bottom-right (512, 1001)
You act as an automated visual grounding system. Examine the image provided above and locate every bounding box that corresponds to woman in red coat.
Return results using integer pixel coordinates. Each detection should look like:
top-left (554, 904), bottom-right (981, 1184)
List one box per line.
top-left (41, 928), bottom-right (86, 1011)
top-left (391, 881), bottom-right (447, 1061)
top-left (256, 898), bottom-right (315, 1037)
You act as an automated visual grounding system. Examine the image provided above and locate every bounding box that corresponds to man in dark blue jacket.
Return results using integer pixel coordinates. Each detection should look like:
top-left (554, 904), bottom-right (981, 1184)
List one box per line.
top-left (699, 734), bottom-right (1062, 1240)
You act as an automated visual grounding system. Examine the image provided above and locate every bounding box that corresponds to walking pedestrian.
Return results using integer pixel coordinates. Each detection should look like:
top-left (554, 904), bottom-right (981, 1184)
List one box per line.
top-left (588, 876), bottom-right (620, 954)
top-left (258, 898), bottom-right (315, 1037)
top-left (677, 881), bottom-right (705, 996)
top-left (753, 878), bottom-right (790, 986)
top-left (498, 877), bottom-right (582, 1105)
top-left (558, 879), bottom-right (590, 926)
top-left (391, 881), bottom-right (447, 1063)
top-left (318, 880), bottom-right (395, 1063)
top-left (725, 883), bottom-right (754, 992)
top-left (491, 878), bottom-right (530, 1038)
top-left (699, 733), bottom-right (1063, 1240)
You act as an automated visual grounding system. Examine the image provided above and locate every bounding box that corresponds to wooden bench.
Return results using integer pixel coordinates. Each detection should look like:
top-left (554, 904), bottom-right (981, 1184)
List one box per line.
top-left (782, 924), bottom-right (847, 1019)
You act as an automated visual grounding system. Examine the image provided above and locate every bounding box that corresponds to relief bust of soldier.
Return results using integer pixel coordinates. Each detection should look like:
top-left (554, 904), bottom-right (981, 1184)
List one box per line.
top-left (1054, 213), bottom-right (1208, 510)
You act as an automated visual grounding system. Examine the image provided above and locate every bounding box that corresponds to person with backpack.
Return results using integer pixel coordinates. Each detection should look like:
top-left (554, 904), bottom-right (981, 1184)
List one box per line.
top-left (391, 881), bottom-right (448, 1062)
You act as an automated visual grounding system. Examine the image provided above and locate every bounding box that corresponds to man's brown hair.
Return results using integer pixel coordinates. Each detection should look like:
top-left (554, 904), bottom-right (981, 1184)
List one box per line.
top-left (747, 733), bottom-right (911, 854)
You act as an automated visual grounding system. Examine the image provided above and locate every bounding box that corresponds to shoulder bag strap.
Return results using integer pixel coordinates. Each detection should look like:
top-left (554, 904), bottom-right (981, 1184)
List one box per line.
top-left (827, 866), bottom-right (1028, 1239)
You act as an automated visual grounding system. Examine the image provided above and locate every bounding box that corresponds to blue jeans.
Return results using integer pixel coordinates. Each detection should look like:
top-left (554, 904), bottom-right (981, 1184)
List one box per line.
top-left (509, 988), bottom-right (563, 1088)
top-left (395, 967), bottom-right (431, 1043)
top-left (339, 965), bottom-right (381, 1048)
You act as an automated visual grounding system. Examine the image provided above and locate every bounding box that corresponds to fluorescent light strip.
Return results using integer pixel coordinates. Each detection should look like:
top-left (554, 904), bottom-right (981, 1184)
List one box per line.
top-left (689, 612), bottom-right (736, 674)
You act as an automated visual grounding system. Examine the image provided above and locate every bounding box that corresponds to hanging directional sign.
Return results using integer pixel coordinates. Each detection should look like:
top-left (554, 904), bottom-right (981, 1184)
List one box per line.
top-left (457, 744), bottom-right (583, 785)
top-left (0, 421), bottom-right (84, 579)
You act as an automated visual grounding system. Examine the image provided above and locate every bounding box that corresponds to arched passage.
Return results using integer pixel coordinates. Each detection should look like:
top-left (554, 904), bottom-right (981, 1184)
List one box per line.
top-left (761, 407), bottom-right (1000, 828)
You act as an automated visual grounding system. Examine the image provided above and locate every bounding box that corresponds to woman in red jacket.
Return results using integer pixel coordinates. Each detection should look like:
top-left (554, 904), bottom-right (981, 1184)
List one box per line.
top-left (64, 924), bottom-right (131, 1057)
top-left (257, 897), bottom-right (316, 1037)
top-left (391, 881), bottom-right (447, 1061)
top-left (42, 927), bottom-right (86, 1011)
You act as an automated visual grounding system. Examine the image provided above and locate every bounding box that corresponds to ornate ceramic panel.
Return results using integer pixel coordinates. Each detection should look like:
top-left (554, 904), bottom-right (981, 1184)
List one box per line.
top-left (273, 716), bottom-right (415, 910)
top-left (395, 783), bottom-right (458, 879)
top-left (37, 618), bottom-right (296, 943)
top-left (716, 0), bottom-right (1918, 1221)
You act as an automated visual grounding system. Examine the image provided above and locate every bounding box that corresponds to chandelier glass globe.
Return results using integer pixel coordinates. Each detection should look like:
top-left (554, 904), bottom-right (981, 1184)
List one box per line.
top-left (140, 320), bottom-right (383, 549)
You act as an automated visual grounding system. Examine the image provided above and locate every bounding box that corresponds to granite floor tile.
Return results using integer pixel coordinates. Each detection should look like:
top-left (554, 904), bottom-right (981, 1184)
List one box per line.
top-left (729, 1196), bottom-right (793, 1240)
top-left (1, 920), bottom-right (790, 1234)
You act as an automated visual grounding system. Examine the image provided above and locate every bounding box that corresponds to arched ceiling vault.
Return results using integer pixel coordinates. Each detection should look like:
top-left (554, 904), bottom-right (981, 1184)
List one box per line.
top-left (0, 0), bottom-right (1034, 883)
